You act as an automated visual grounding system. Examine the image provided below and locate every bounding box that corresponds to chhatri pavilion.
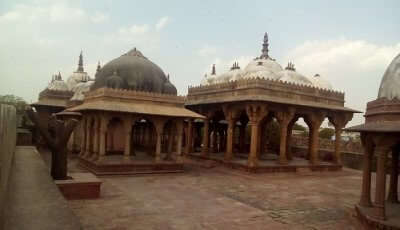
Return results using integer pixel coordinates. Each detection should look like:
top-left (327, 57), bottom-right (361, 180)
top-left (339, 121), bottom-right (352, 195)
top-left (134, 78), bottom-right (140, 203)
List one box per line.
top-left (347, 53), bottom-right (400, 229)
top-left (185, 33), bottom-right (359, 172)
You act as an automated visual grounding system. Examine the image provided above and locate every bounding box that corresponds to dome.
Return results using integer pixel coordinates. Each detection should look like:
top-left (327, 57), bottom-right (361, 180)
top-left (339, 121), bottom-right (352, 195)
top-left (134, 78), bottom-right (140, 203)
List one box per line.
top-left (215, 63), bottom-right (244, 83)
top-left (244, 58), bottom-right (283, 74)
top-left (91, 48), bottom-right (176, 95)
top-left (163, 75), bottom-right (177, 95)
top-left (47, 73), bottom-right (69, 91)
top-left (242, 69), bottom-right (280, 80)
top-left (277, 63), bottom-right (313, 86)
top-left (70, 80), bottom-right (94, 101)
top-left (378, 53), bottom-right (400, 100)
top-left (310, 74), bottom-right (333, 90)
top-left (200, 64), bottom-right (218, 86)
top-left (67, 52), bottom-right (90, 91)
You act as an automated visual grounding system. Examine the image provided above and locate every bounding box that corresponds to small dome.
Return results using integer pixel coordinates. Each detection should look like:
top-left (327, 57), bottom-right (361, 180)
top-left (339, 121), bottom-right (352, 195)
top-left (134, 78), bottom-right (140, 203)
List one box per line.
top-left (92, 48), bottom-right (176, 95)
top-left (47, 73), bottom-right (69, 91)
top-left (378, 53), bottom-right (400, 100)
top-left (310, 74), bottom-right (333, 90)
top-left (277, 63), bottom-right (313, 86)
top-left (70, 81), bottom-right (94, 101)
top-left (67, 72), bottom-right (90, 90)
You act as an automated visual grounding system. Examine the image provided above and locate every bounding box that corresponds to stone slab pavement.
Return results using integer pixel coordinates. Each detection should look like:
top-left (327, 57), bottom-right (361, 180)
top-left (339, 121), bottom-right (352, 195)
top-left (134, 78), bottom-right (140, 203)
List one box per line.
top-left (64, 156), bottom-right (369, 230)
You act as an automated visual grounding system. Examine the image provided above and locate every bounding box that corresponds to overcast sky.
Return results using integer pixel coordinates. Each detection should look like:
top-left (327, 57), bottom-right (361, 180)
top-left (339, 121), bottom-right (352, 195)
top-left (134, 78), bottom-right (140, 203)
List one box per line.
top-left (0, 0), bottom-right (399, 126)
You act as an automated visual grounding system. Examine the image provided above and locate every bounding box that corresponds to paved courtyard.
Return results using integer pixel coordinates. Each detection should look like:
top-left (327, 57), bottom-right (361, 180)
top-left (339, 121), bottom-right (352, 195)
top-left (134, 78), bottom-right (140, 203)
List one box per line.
top-left (63, 155), bottom-right (370, 230)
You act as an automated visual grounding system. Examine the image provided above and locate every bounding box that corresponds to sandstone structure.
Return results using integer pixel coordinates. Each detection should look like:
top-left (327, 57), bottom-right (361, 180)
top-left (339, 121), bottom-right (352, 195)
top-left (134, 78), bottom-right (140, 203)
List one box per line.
top-left (347, 53), bottom-right (400, 229)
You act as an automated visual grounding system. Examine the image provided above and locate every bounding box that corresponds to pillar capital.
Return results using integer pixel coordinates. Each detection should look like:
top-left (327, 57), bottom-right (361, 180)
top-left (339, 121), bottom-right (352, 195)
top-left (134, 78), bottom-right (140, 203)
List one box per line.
top-left (246, 104), bottom-right (268, 124)
top-left (276, 108), bottom-right (296, 126)
top-left (328, 113), bottom-right (352, 129)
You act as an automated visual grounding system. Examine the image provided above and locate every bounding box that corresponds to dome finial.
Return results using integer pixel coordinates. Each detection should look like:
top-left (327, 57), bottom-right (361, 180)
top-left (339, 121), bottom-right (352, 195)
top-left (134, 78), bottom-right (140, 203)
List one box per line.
top-left (285, 62), bottom-right (296, 71)
top-left (96, 61), bottom-right (101, 73)
top-left (58, 71), bottom-right (62, 80)
top-left (167, 73), bottom-right (170, 81)
top-left (211, 64), bottom-right (216, 75)
top-left (260, 32), bottom-right (269, 59)
top-left (77, 50), bottom-right (84, 72)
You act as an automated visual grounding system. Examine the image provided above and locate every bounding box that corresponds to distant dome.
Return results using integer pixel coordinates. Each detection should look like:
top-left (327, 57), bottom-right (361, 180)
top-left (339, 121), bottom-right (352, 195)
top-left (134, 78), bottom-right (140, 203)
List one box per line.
top-left (91, 48), bottom-right (176, 95)
top-left (214, 62), bottom-right (243, 83)
top-left (67, 52), bottom-right (90, 91)
top-left (310, 74), bottom-right (333, 90)
top-left (277, 63), bottom-right (313, 86)
top-left (70, 80), bottom-right (94, 101)
top-left (242, 69), bottom-right (280, 80)
top-left (378, 53), bottom-right (400, 100)
top-left (47, 73), bottom-right (69, 91)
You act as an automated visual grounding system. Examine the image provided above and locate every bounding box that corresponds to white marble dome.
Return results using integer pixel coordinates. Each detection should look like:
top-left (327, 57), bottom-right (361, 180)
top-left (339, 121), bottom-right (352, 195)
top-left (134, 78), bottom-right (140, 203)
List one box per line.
top-left (310, 74), bottom-right (333, 90)
top-left (242, 69), bottom-right (280, 80)
top-left (244, 58), bottom-right (283, 74)
top-left (378, 53), bottom-right (400, 100)
top-left (70, 80), bottom-right (94, 101)
top-left (277, 64), bottom-right (313, 86)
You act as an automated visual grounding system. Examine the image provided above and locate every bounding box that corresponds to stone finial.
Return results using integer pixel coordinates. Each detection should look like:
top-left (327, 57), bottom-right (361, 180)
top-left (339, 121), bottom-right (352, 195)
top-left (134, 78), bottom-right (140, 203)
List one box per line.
top-left (260, 32), bottom-right (269, 59)
top-left (167, 74), bottom-right (170, 81)
top-left (230, 62), bottom-right (240, 70)
top-left (285, 62), bottom-right (296, 71)
top-left (314, 74), bottom-right (320, 77)
top-left (77, 51), bottom-right (84, 72)
top-left (211, 64), bottom-right (216, 75)
top-left (58, 72), bottom-right (62, 80)
top-left (96, 61), bottom-right (101, 73)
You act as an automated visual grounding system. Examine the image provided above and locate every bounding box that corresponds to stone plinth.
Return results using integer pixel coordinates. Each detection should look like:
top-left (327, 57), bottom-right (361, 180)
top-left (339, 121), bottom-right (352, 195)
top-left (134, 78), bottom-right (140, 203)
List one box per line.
top-left (55, 173), bottom-right (101, 200)
top-left (356, 204), bottom-right (400, 230)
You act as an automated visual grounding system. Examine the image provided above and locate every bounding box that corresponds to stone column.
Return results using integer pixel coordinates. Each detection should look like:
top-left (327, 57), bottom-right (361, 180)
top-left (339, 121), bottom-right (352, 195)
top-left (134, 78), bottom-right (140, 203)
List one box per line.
top-left (176, 120), bottom-right (184, 162)
top-left (246, 105), bottom-right (268, 168)
top-left (124, 117), bottom-right (132, 160)
top-left (329, 114), bottom-right (352, 165)
top-left (92, 116), bottom-right (99, 160)
top-left (201, 119), bottom-right (210, 156)
top-left (239, 122), bottom-right (247, 153)
top-left (388, 149), bottom-right (399, 203)
top-left (84, 116), bottom-right (92, 158)
top-left (185, 119), bottom-right (193, 154)
top-left (359, 135), bottom-right (373, 207)
top-left (276, 110), bottom-right (295, 165)
top-left (98, 115), bottom-right (108, 161)
top-left (307, 113), bottom-right (325, 165)
top-left (225, 117), bottom-right (236, 161)
top-left (79, 117), bottom-right (86, 157)
top-left (154, 118), bottom-right (166, 162)
top-left (286, 120), bottom-right (296, 161)
top-left (166, 127), bottom-right (174, 160)
top-left (374, 145), bottom-right (389, 220)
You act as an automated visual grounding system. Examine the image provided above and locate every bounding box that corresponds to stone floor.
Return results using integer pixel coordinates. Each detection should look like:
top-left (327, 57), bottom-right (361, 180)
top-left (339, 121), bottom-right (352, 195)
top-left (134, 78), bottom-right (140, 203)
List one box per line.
top-left (57, 152), bottom-right (374, 230)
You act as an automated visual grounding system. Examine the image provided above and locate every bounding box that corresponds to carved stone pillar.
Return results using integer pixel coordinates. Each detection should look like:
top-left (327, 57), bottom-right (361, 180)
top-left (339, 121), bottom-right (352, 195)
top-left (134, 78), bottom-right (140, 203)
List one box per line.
top-left (286, 119), bottom-right (297, 161)
top-left (154, 118), bottom-right (166, 162)
top-left (329, 114), bottom-right (352, 165)
top-left (85, 116), bottom-right (92, 158)
top-left (91, 116), bottom-right (99, 160)
top-left (80, 117), bottom-right (86, 156)
top-left (201, 119), bottom-right (210, 156)
top-left (276, 110), bottom-right (295, 165)
top-left (124, 117), bottom-right (133, 160)
top-left (359, 134), bottom-right (373, 207)
top-left (246, 105), bottom-right (268, 168)
top-left (388, 149), bottom-right (399, 203)
top-left (98, 115), bottom-right (108, 161)
top-left (307, 113), bottom-right (325, 165)
top-left (176, 120), bottom-right (184, 162)
top-left (185, 119), bottom-right (193, 154)
top-left (225, 117), bottom-right (236, 161)
top-left (374, 146), bottom-right (389, 220)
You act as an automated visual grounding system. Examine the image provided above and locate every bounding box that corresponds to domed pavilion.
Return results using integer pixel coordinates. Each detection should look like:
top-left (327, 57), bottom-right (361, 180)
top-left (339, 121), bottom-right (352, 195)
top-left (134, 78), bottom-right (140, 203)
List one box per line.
top-left (185, 33), bottom-right (359, 173)
top-left (347, 53), bottom-right (400, 228)
top-left (67, 48), bottom-right (203, 174)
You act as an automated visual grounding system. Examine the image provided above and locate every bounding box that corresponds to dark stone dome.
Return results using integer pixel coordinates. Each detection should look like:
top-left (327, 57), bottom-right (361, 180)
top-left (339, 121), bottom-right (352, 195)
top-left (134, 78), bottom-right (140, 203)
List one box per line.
top-left (91, 48), bottom-right (177, 95)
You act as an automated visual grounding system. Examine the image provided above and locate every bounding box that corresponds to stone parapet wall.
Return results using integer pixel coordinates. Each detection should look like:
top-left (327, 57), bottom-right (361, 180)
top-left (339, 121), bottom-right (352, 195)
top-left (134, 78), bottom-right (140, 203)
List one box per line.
top-left (0, 104), bottom-right (17, 227)
top-left (39, 88), bottom-right (74, 100)
top-left (365, 98), bottom-right (400, 123)
top-left (85, 87), bottom-right (186, 107)
top-left (187, 78), bottom-right (345, 106)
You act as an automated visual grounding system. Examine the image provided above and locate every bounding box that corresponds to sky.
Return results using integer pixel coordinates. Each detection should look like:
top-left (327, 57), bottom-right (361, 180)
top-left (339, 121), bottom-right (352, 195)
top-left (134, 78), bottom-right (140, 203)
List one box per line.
top-left (0, 0), bottom-right (399, 126)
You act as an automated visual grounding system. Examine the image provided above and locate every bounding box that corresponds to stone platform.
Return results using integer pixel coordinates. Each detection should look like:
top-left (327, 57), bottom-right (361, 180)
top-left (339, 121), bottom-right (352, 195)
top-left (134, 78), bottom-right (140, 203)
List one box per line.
top-left (188, 152), bottom-right (342, 173)
top-left (355, 204), bottom-right (400, 230)
top-left (55, 172), bottom-right (101, 200)
top-left (79, 154), bottom-right (184, 175)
